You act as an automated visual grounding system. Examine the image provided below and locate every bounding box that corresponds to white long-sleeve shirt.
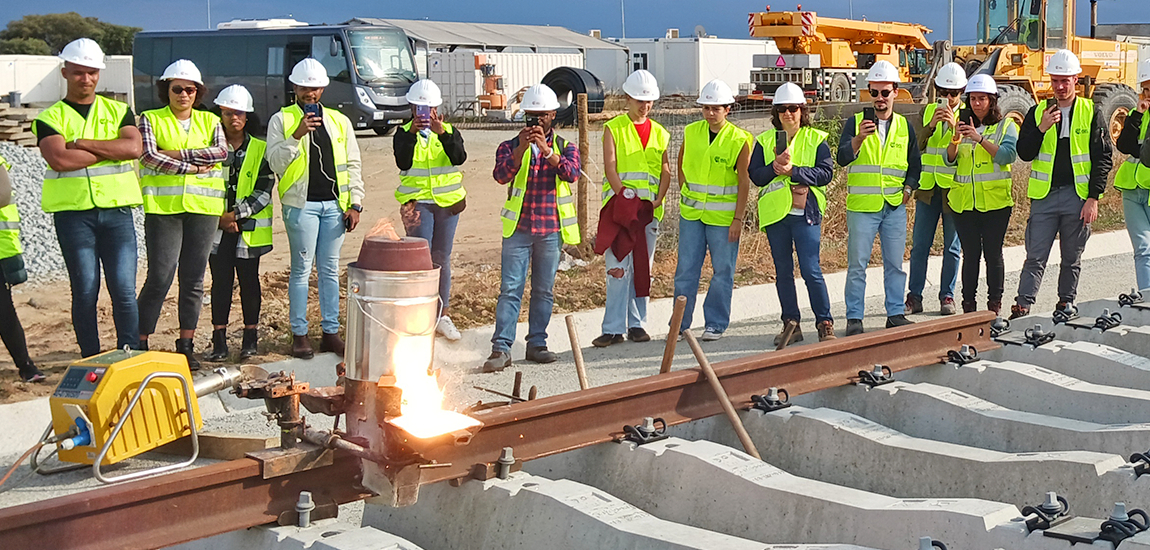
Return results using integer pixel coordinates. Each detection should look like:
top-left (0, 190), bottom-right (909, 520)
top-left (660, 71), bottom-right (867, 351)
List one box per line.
top-left (266, 107), bottom-right (365, 210)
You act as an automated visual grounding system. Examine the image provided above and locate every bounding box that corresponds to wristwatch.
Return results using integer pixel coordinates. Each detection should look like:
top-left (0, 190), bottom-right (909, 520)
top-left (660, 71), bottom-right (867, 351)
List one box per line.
top-left (350, 204), bottom-right (363, 213)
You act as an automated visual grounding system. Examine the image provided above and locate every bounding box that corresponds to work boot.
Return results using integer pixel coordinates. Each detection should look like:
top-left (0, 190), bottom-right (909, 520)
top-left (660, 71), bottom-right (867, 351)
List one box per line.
top-left (138, 339), bottom-right (149, 351)
top-left (525, 345), bottom-right (558, 364)
top-left (845, 319), bottom-right (864, 336)
top-left (175, 338), bottom-right (201, 371)
top-left (482, 351), bottom-right (511, 373)
top-left (592, 333), bottom-right (624, 347)
top-left (962, 300), bottom-right (978, 314)
top-left (773, 324), bottom-right (803, 346)
top-left (205, 328), bottom-right (229, 362)
top-left (905, 293), bottom-right (924, 314)
top-left (817, 320), bottom-right (836, 342)
top-left (320, 332), bottom-right (345, 357)
top-left (1009, 304), bottom-right (1030, 320)
top-left (18, 359), bottom-right (46, 383)
top-left (987, 300), bottom-right (1002, 315)
top-left (885, 314), bottom-right (914, 328)
top-left (292, 335), bottom-right (315, 359)
top-left (940, 297), bottom-right (957, 316)
top-left (240, 328), bottom-right (259, 359)
top-left (627, 327), bottom-right (651, 342)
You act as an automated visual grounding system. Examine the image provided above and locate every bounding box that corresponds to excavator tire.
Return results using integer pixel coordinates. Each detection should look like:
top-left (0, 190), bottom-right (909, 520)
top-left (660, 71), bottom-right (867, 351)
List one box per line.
top-left (1092, 84), bottom-right (1139, 144)
top-left (998, 84), bottom-right (1036, 129)
top-left (829, 74), bottom-right (852, 103)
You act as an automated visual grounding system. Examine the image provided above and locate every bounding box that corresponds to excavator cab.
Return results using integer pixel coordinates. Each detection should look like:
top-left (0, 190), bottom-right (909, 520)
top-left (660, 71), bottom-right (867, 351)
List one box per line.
top-left (977, 0), bottom-right (1047, 50)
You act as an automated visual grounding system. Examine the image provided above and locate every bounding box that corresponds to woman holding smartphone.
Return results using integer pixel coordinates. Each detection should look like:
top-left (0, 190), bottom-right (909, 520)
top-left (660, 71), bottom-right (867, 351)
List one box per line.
top-left (749, 82), bottom-right (836, 343)
top-left (945, 74), bottom-right (1018, 314)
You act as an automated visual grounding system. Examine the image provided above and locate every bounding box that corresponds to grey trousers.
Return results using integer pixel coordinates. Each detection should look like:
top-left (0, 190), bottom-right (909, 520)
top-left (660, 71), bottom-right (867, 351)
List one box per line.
top-left (1015, 184), bottom-right (1091, 307)
top-left (138, 213), bottom-right (219, 334)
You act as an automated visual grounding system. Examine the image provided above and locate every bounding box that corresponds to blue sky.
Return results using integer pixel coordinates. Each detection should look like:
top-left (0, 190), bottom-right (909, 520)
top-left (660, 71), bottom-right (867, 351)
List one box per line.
top-left (2, 0), bottom-right (1146, 45)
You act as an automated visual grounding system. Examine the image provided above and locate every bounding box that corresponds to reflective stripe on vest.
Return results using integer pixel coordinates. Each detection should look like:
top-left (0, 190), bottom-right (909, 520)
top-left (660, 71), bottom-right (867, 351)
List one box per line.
top-left (754, 126), bottom-right (828, 228)
top-left (1028, 97), bottom-right (1093, 200)
top-left (846, 112), bottom-right (910, 213)
top-left (395, 121), bottom-right (466, 207)
top-left (0, 154), bottom-right (19, 260)
top-left (278, 104), bottom-right (352, 211)
top-left (1115, 113), bottom-right (1150, 191)
top-left (234, 137), bottom-right (273, 251)
top-left (140, 107), bottom-right (226, 215)
top-left (34, 96), bottom-right (141, 213)
top-left (500, 136), bottom-right (581, 245)
top-left (919, 101), bottom-right (962, 190)
top-left (602, 114), bottom-right (669, 220)
top-left (949, 120), bottom-right (1015, 213)
top-left (680, 120), bottom-right (751, 226)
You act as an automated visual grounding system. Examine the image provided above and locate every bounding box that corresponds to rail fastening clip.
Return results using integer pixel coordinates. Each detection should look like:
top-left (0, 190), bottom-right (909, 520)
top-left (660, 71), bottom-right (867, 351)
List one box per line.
top-left (750, 387), bottom-right (791, 412)
top-left (622, 417), bottom-right (668, 446)
top-left (858, 365), bottom-right (893, 387)
top-left (1022, 491), bottom-right (1070, 532)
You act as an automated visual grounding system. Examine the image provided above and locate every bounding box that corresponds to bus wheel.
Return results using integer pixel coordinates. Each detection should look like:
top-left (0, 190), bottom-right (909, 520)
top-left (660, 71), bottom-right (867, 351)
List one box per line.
top-left (373, 125), bottom-right (395, 136)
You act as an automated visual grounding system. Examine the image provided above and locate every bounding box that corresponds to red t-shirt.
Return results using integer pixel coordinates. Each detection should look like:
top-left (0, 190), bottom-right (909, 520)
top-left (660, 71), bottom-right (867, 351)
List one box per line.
top-left (634, 118), bottom-right (652, 148)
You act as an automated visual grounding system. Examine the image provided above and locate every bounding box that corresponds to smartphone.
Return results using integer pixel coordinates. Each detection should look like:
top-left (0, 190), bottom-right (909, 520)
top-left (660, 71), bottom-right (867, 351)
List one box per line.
top-left (937, 97), bottom-right (949, 108)
top-left (525, 114), bottom-right (540, 128)
top-left (303, 103), bottom-right (320, 119)
top-left (862, 107), bottom-right (876, 124)
top-left (774, 128), bottom-right (787, 155)
top-left (415, 104), bottom-right (431, 121)
top-left (344, 216), bottom-right (353, 231)
top-left (959, 108), bottom-right (974, 126)
top-left (239, 218), bottom-right (256, 232)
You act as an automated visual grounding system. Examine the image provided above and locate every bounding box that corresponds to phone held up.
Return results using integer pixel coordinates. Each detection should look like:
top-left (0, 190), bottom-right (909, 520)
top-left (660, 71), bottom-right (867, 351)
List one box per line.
top-left (774, 128), bottom-right (787, 155)
top-left (525, 114), bottom-right (540, 128)
top-left (415, 104), bottom-right (431, 122)
top-left (862, 107), bottom-right (876, 125)
top-left (303, 103), bottom-right (320, 119)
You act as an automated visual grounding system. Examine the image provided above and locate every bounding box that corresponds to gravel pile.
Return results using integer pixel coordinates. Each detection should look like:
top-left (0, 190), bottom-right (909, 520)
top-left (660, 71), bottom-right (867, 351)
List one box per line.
top-left (0, 142), bottom-right (146, 284)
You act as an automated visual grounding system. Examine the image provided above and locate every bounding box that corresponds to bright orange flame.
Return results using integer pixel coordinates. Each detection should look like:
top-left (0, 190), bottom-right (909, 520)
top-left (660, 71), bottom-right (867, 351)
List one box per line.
top-left (388, 336), bottom-right (481, 439)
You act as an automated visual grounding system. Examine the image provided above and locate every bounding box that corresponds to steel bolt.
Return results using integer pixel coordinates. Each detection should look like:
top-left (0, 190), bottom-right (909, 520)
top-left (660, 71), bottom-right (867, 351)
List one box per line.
top-left (1031, 325), bottom-right (1045, 337)
top-left (497, 447), bottom-right (515, 480)
top-left (1102, 308), bottom-right (1111, 317)
top-left (296, 491), bottom-right (315, 528)
top-left (1039, 491), bottom-right (1061, 514)
top-left (766, 387), bottom-right (780, 401)
top-left (640, 417), bottom-right (657, 435)
top-left (1111, 502), bottom-right (1129, 522)
top-left (872, 365), bottom-right (885, 377)
top-left (960, 344), bottom-right (973, 358)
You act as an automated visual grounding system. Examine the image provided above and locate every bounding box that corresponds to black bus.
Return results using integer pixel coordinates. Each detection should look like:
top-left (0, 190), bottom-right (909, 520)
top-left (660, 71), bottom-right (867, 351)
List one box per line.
top-left (133, 20), bottom-right (418, 134)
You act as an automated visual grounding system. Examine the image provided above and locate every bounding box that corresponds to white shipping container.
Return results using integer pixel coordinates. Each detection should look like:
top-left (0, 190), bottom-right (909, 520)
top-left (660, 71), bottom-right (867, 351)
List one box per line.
top-left (600, 37), bottom-right (778, 96)
top-left (0, 54), bottom-right (134, 108)
top-left (428, 51), bottom-right (479, 118)
top-left (481, 52), bottom-right (583, 99)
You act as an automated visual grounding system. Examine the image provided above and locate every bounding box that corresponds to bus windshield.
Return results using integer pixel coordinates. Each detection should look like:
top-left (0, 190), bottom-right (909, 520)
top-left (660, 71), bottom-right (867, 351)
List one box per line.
top-left (348, 29), bottom-right (417, 83)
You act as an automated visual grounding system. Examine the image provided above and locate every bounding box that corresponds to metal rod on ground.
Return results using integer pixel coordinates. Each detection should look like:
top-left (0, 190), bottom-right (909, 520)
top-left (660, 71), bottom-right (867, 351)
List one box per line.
top-left (660, 296), bottom-right (688, 374)
top-left (566, 315), bottom-right (590, 390)
top-left (576, 93), bottom-right (590, 245)
top-left (682, 331), bottom-right (762, 460)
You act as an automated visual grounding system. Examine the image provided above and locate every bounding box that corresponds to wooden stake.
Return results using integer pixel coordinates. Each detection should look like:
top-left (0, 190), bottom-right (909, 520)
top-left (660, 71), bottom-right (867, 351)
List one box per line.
top-left (660, 296), bottom-right (688, 374)
top-left (565, 314), bottom-right (590, 390)
top-left (576, 93), bottom-right (590, 245)
top-left (682, 331), bottom-right (762, 460)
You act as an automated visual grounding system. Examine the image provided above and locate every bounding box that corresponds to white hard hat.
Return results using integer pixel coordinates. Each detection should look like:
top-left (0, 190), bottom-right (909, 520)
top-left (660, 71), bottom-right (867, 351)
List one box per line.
top-left (773, 82), bottom-right (806, 105)
top-left (865, 60), bottom-right (902, 84)
top-left (214, 84), bottom-right (254, 112)
top-left (289, 58), bottom-right (330, 88)
top-left (1138, 59), bottom-right (1150, 85)
top-left (965, 74), bottom-right (998, 95)
top-left (59, 38), bottom-right (106, 70)
top-left (160, 59), bottom-right (203, 85)
top-left (622, 70), bottom-right (660, 101)
top-left (934, 62), bottom-right (968, 90)
top-left (1046, 49), bottom-right (1082, 76)
top-left (406, 80), bottom-right (443, 107)
top-left (698, 79), bottom-right (736, 105)
top-left (522, 84), bottom-right (560, 111)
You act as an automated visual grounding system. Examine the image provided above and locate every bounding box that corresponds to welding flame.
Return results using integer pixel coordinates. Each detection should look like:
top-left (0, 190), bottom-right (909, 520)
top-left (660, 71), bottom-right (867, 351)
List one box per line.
top-left (387, 317), bottom-right (481, 440)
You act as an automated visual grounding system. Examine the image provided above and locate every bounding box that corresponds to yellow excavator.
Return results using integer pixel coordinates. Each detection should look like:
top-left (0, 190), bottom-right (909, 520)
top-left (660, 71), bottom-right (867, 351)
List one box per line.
top-left (953, 0), bottom-right (1139, 140)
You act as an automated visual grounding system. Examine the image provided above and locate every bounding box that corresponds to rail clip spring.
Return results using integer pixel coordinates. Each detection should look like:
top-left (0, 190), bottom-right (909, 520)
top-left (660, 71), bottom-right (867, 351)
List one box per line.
top-left (1051, 304), bottom-right (1080, 325)
top-left (621, 417), bottom-right (668, 446)
top-left (1021, 492), bottom-right (1070, 532)
top-left (945, 345), bottom-right (979, 365)
top-left (1093, 309), bottom-right (1123, 331)
top-left (750, 387), bottom-right (791, 412)
top-left (1024, 325), bottom-right (1056, 347)
top-left (1118, 289), bottom-right (1145, 307)
top-left (1099, 504), bottom-right (1149, 544)
top-left (858, 365), bottom-right (893, 387)
top-left (990, 317), bottom-right (1011, 338)
top-left (1128, 450), bottom-right (1150, 477)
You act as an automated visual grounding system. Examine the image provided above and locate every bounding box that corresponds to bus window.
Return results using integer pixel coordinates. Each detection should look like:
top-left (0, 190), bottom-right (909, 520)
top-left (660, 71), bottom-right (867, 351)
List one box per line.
top-left (268, 47), bottom-right (285, 76)
top-left (311, 35), bottom-right (350, 83)
top-left (347, 29), bottom-right (417, 83)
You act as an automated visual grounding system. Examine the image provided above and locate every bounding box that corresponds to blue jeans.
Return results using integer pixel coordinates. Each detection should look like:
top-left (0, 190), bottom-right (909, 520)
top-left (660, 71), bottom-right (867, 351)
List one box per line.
top-left (491, 229), bottom-right (561, 353)
top-left (405, 202), bottom-right (460, 312)
top-left (846, 205), bottom-right (908, 319)
top-left (283, 201), bottom-right (345, 336)
top-left (765, 214), bottom-right (832, 324)
top-left (602, 219), bottom-right (658, 334)
top-left (54, 207), bottom-right (139, 357)
top-left (673, 218), bottom-right (740, 333)
top-left (908, 189), bottom-right (960, 301)
top-left (1123, 188), bottom-right (1150, 291)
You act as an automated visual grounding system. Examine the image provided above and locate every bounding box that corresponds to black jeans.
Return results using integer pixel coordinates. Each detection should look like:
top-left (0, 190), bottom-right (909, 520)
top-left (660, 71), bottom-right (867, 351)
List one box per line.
top-left (209, 232), bottom-right (262, 327)
top-left (953, 207), bottom-right (1013, 303)
top-left (138, 213), bottom-right (218, 334)
top-left (0, 283), bottom-right (31, 368)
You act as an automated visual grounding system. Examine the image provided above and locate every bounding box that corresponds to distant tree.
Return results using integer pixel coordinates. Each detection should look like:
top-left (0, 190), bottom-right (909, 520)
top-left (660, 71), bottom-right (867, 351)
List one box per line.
top-left (0, 13), bottom-right (141, 56)
top-left (0, 37), bottom-right (53, 55)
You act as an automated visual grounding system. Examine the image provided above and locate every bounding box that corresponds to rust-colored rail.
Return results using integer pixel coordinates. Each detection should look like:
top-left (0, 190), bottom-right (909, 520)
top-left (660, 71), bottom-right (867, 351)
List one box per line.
top-left (0, 312), bottom-right (996, 549)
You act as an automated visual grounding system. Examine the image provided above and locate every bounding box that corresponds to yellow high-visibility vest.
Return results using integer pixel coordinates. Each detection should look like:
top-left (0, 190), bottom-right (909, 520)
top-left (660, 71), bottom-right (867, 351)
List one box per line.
top-left (0, 154), bottom-right (20, 260)
top-left (278, 104), bottom-right (352, 211)
top-left (1028, 97), bottom-right (1093, 200)
top-left (1115, 112), bottom-right (1150, 191)
top-left (919, 101), bottom-right (962, 191)
top-left (233, 137), bottom-right (273, 251)
top-left (845, 112), bottom-right (910, 213)
top-left (754, 126), bottom-right (828, 228)
top-left (948, 120), bottom-right (1016, 213)
top-left (499, 136), bottom-right (581, 245)
top-left (680, 120), bottom-right (751, 226)
top-left (602, 114), bottom-right (670, 220)
top-left (139, 106), bottom-right (226, 215)
top-left (394, 121), bottom-right (465, 207)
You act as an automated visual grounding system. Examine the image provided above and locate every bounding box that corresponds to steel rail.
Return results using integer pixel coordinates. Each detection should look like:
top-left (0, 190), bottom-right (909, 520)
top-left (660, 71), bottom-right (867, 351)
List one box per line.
top-left (0, 312), bottom-right (996, 549)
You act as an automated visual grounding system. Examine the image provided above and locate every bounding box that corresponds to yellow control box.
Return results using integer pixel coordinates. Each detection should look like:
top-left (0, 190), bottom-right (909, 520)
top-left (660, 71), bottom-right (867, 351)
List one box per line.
top-left (49, 350), bottom-right (201, 465)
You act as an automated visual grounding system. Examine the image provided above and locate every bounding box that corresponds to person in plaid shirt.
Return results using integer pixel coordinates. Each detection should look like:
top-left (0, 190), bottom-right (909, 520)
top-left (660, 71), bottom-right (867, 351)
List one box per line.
top-left (483, 84), bottom-right (581, 372)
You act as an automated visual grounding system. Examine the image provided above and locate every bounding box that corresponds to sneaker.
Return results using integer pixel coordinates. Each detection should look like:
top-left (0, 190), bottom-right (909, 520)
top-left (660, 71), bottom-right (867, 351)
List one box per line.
top-left (700, 328), bottom-right (723, 341)
top-left (845, 319), bottom-right (864, 336)
top-left (986, 300), bottom-right (1002, 315)
top-left (482, 351), bottom-right (511, 373)
top-left (817, 320), bottom-right (836, 341)
top-left (525, 345), bottom-right (558, 363)
top-left (773, 325), bottom-right (803, 346)
top-left (1009, 304), bottom-right (1030, 320)
top-left (905, 293), bottom-right (924, 314)
top-left (436, 316), bottom-right (462, 341)
top-left (592, 333), bottom-right (625, 347)
top-left (627, 327), bottom-right (651, 342)
top-left (940, 297), bottom-right (957, 316)
top-left (961, 300), bottom-right (978, 314)
top-left (885, 314), bottom-right (914, 328)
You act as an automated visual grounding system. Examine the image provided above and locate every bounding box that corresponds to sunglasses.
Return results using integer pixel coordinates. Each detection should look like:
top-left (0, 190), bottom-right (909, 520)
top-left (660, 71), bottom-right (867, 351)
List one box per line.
top-left (777, 105), bottom-right (801, 113)
top-left (939, 89), bottom-right (962, 97)
top-left (170, 86), bottom-right (197, 96)
top-left (868, 89), bottom-right (894, 98)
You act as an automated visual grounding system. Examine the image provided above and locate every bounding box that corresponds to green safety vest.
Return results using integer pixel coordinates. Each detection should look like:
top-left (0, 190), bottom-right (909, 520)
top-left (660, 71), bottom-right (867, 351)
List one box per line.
top-left (602, 114), bottom-right (670, 221)
top-left (680, 120), bottom-right (752, 226)
top-left (233, 137), bottom-right (273, 251)
top-left (140, 107), bottom-right (226, 215)
top-left (33, 96), bottom-right (141, 213)
top-left (754, 126), bottom-right (829, 228)
top-left (279, 104), bottom-right (352, 211)
top-left (846, 112), bottom-right (911, 213)
top-left (919, 101), bottom-right (962, 191)
top-left (1029, 97), bottom-right (1093, 200)
top-left (948, 120), bottom-right (1016, 213)
top-left (0, 154), bottom-right (20, 260)
top-left (500, 136), bottom-right (581, 245)
top-left (1115, 113), bottom-right (1150, 192)
top-left (395, 121), bottom-right (465, 207)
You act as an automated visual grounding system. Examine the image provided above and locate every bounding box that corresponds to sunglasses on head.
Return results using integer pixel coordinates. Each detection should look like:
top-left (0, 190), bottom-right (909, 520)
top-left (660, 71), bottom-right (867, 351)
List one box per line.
top-left (777, 105), bottom-right (801, 113)
top-left (940, 89), bottom-right (962, 97)
top-left (170, 86), bottom-right (196, 96)
top-left (867, 88), bottom-right (894, 98)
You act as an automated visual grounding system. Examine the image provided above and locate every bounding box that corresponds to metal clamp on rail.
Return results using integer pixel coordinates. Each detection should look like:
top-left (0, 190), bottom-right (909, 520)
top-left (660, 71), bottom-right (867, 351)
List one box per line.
top-left (1119, 289), bottom-right (1150, 310)
top-left (1022, 492), bottom-right (1071, 532)
top-left (1129, 450), bottom-right (1150, 477)
top-left (1054, 306), bottom-right (1122, 332)
top-left (621, 417), bottom-right (668, 445)
top-left (1051, 304), bottom-right (1080, 325)
top-left (858, 365), bottom-right (893, 387)
top-left (1098, 503), bottom-right (1149, 544)
top-left (750, 387), bottom-right (791, 412)
top-left (945, 345), bottom-right (979, 365)
top-left (1094, 309), bottom-right (1123, 331)
top-left (990, 317), bottom-right (1011, 338)
top-left (994, 320), bottom-right (1057, 348)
